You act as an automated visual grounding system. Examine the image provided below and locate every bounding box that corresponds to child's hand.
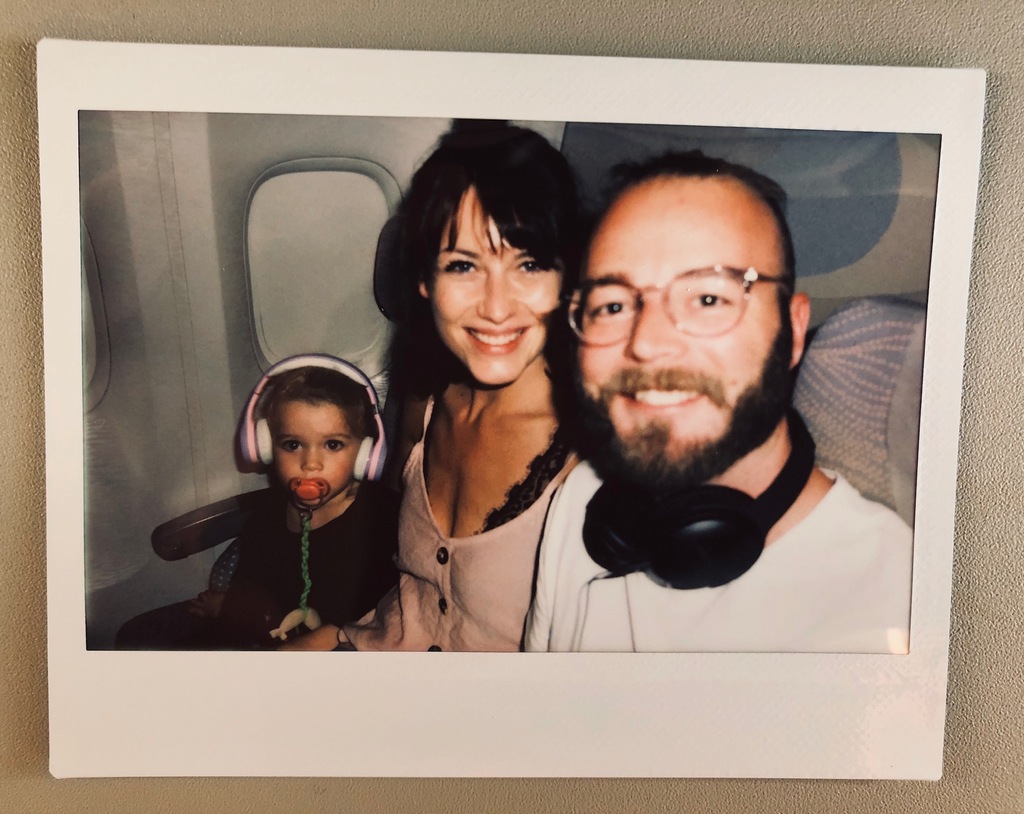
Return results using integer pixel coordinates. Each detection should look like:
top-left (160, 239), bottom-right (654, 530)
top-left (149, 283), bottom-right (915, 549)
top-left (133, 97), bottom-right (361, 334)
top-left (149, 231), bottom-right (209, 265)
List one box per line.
top-left (278, 623), bottom-right (344, 651)
top-left (189, 590), bottom-right (226, 619)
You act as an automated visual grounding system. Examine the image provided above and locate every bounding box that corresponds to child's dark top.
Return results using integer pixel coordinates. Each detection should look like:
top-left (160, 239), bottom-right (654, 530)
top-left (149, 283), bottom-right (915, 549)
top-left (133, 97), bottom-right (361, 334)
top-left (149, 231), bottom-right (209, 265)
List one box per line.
top-left (215, 481), bottom-right (400, 648)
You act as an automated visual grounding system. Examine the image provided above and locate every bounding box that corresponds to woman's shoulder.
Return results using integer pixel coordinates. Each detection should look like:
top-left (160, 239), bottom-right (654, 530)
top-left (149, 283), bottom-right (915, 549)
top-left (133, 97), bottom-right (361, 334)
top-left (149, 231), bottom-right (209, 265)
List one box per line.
top-left (381, 393), bottom-right (431, 490)
top-left (403, 392), bottom-right (433, 437)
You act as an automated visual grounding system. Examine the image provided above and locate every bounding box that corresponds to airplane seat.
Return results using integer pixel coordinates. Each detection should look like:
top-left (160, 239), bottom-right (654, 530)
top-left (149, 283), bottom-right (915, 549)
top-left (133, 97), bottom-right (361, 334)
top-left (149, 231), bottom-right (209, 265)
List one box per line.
top-left (113, 489), bottom-right (271, 649)
top-left (373, 213), bottom-right (404, 322)
top-left (793, 296), bottom-right (925, 526)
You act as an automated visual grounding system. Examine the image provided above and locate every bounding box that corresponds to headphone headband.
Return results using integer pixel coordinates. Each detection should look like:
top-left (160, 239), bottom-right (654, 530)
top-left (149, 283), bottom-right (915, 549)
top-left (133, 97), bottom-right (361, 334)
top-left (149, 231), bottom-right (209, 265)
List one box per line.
top-left (237, 354), bottom-right (388, 481)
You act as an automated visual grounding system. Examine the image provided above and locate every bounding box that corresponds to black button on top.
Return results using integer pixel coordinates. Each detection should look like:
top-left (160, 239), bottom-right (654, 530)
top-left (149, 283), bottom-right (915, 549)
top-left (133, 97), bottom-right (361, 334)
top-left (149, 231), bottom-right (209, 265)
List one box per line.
top-left (436, 546), bottom-right (449, 565)
top-left (438, 596), bottom-right (448, 614)
top-left (428, 645), bottom-right (442, 652)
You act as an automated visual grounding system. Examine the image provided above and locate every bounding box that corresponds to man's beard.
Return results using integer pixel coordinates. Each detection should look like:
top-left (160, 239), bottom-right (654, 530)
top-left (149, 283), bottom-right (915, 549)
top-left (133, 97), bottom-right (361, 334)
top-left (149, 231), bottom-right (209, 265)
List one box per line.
top-left (578, 325), bottom-right (794, 493)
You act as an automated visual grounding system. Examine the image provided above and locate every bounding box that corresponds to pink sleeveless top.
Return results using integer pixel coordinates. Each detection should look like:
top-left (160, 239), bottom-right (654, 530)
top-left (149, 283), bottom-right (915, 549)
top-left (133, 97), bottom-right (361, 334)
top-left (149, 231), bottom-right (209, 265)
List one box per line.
top-left (343, 401), bottom-right (574, 651)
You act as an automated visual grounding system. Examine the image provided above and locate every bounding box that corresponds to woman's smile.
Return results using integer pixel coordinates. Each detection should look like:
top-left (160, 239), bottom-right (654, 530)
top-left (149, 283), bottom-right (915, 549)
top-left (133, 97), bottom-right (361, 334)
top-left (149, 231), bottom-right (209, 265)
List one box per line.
top-left (466, 326), bottom-right (527, 351)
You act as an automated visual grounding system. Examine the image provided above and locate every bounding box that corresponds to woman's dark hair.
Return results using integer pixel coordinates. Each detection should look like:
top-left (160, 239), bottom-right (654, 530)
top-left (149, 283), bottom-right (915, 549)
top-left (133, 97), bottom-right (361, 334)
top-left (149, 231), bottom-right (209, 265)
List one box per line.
top-left (389, 120), bottom-right (581, 400)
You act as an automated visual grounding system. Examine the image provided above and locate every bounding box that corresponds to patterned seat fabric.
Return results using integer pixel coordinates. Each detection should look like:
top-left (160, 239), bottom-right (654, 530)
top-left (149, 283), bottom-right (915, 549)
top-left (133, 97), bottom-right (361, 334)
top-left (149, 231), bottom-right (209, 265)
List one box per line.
top-left (793, 296), bottom-right (925, 526)
top-left (208, 539), bottom-right (241, 593)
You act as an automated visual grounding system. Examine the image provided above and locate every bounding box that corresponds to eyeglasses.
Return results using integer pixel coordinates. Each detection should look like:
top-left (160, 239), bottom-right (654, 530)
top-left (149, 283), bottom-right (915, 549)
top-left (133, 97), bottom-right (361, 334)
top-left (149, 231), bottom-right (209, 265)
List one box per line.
top-left (567, 265), bottom-right (788, 346)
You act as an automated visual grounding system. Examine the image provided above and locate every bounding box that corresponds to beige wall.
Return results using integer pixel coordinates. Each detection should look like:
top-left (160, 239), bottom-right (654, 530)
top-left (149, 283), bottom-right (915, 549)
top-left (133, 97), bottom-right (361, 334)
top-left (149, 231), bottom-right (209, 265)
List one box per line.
top-left (2, 1), bottom-right (1019, 811)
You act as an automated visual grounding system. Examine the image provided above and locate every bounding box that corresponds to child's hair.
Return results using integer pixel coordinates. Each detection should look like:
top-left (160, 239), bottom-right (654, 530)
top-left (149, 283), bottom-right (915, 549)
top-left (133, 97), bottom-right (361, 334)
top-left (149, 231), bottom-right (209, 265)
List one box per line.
top-left (261, 366), bottom-right (377, 443)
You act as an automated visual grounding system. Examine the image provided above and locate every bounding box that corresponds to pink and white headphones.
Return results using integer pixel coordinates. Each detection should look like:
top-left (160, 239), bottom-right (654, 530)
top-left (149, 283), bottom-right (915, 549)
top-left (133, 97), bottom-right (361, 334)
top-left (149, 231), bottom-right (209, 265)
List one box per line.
top-left (237, 354), bottom-right (388, 482)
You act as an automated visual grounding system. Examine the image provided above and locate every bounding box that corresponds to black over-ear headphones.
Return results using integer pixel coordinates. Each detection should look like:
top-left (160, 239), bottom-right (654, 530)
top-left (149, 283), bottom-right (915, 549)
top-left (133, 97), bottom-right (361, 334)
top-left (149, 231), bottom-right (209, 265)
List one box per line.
top-left (582, 411), bottom-right (815, 589)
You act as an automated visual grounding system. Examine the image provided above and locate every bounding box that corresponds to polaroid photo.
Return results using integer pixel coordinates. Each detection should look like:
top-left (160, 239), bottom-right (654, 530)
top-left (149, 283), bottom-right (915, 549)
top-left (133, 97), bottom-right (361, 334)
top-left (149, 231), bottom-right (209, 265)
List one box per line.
top-left (39, 40), bottom-right (985, 778)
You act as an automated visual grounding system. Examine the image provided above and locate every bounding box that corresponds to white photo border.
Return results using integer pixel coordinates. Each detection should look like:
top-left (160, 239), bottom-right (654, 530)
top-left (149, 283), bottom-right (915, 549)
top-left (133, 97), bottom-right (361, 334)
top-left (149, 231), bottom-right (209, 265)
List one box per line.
top-left (39, 40), bottom-right (985, 778)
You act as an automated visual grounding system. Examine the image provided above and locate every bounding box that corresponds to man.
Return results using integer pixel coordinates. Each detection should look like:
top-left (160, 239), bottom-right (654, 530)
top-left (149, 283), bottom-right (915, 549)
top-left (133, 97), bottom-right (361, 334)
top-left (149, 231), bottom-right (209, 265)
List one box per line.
top-left (525, 151), bottom-right (912, 654)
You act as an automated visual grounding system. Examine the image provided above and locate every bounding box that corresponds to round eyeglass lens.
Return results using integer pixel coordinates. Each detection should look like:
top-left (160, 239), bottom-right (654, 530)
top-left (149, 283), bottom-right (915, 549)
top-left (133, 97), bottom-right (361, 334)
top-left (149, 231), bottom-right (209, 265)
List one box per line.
top-left (666, 268), bottom-right (747, 336)
top-left (572, 283), bottom-right (637, 345)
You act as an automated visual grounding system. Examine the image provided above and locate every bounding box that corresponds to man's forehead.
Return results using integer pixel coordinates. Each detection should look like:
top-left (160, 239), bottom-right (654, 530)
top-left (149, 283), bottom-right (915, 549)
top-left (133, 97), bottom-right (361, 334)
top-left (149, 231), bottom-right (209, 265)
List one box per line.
top-left (585, 175), bottom-right (783, 280)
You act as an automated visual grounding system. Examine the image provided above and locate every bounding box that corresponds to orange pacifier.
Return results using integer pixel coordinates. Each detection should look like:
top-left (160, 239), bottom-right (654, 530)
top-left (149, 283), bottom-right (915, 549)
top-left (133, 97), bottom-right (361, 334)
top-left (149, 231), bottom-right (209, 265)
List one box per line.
top-left (289, 477), bottom-right (330, 509)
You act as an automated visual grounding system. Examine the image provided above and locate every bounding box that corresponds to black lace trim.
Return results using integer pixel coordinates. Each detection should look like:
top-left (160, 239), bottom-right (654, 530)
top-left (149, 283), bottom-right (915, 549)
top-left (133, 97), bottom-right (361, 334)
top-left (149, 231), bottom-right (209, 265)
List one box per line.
top-left (481, 424), bottom-right (572, 532)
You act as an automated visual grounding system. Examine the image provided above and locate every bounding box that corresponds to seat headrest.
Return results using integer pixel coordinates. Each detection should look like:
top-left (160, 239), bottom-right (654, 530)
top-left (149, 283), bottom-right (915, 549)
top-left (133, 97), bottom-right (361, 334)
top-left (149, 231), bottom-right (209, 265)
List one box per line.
top-left (793, 296), bottom-right (925, 525)
top-left (373, 214), bottom-right (404, 321)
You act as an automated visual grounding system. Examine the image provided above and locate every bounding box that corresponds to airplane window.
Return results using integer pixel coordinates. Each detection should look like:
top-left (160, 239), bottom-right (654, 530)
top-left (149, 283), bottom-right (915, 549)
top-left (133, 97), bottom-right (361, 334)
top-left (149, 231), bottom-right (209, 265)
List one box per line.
top-left (245, 159), bottom-right (400, 377)
top-left (82, 222), bottom-right (110, 412)
top-left (83, 265), bottom-right (95, 389)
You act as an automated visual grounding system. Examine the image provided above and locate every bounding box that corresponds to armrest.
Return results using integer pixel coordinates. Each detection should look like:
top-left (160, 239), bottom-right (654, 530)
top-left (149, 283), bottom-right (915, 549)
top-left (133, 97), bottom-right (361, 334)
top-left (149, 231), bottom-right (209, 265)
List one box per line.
top-left (151, 488), bottom-right (272, 561)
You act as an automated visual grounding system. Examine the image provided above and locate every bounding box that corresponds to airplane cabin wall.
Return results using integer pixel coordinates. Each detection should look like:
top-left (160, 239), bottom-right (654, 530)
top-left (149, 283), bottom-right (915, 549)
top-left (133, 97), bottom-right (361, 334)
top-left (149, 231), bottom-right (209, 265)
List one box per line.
top-left (81, 111), bottom-right (224, 647)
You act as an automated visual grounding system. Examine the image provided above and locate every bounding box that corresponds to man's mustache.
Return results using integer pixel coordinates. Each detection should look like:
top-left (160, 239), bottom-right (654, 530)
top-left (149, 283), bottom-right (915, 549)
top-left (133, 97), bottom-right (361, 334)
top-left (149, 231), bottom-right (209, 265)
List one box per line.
top-left (596, 367), bottom-right (728, 409)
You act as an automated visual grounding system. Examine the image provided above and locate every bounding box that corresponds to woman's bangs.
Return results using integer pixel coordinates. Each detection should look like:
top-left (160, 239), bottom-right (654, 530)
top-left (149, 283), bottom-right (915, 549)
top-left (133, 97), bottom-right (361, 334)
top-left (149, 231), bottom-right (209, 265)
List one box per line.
top-left (475, 184), bottom-right (562, 269)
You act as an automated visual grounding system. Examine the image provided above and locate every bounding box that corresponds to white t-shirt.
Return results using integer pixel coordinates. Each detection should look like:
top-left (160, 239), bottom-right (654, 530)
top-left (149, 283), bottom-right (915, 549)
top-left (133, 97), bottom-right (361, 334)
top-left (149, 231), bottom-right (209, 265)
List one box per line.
top-left (525, 462), bottom-right (913, 654)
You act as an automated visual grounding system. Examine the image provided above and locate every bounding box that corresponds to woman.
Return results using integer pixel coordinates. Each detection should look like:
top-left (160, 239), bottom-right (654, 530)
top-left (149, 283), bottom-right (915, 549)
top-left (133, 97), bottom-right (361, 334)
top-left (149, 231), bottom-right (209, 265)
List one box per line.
top-left (288, 121), bottom-right (580, 651)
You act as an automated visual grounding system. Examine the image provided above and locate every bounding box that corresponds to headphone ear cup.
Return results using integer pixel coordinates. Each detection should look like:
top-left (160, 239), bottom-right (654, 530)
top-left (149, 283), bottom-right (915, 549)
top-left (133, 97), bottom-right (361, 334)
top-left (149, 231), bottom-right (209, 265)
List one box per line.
top-left (646, 486), bottom-right (765, 589)
top-left (583, 482), bottom-right (652, 575)
top-left (583, 481), bottom-right (767, 590)
top-left (255, 419), bottom-right (274, 466)
top-left (353, 436), bottom-right (373, 482)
